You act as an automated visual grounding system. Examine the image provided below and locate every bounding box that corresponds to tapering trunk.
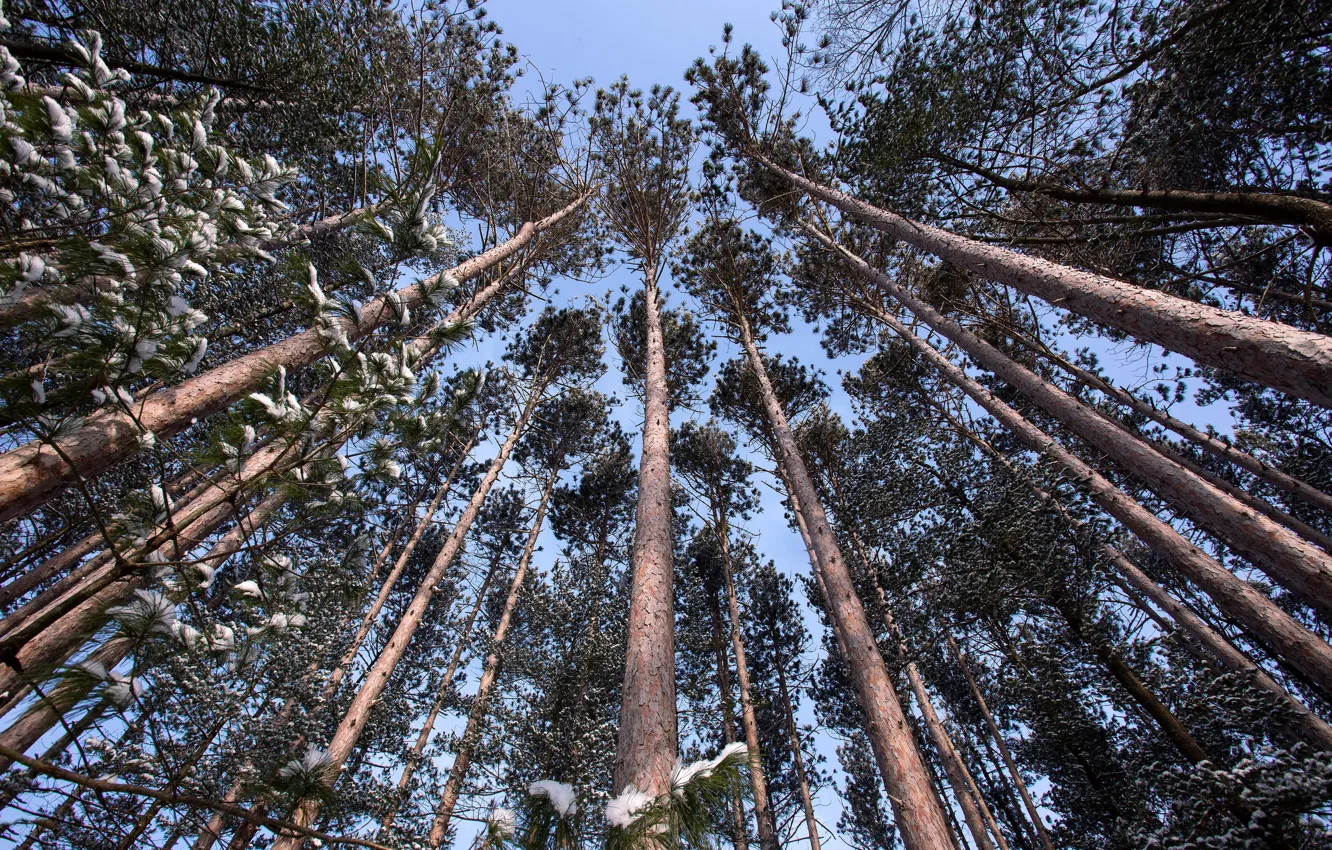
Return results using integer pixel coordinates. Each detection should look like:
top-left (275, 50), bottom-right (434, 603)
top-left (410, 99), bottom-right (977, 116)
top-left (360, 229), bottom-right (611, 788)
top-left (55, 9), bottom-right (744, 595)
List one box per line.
top-left (1029, 338), bottom-right (1332, 518)
top-left (378, 541), bottom-right (506, 835)
top-left (0, 193), bottom-right (590, 524)
top-left (614, 266), bottom-right (678, 798)
top-left (958, 425), bottom-right (1332, 753)
top-left (708, 589), bottom-right (752, 850)
top-left (759, 156), bottom-right (1332, 407)
top-left (931, 152), bottom-right (1332, 245)
top-left (428, 469), bottom-right (558, 846)
top-left (1051, 600), bottom-right (1211, 764)
top-left (270, 391), bottom-right (537, 850)
top-left (773, 651), bottom-right (822, 850)
top-left (716, 529), bottom-right (778, 850)
top-left (736, 317), bottom-right (954, 850)
top-left (950, 640), bottom-right (1055, 850)
top-left (807, 241), bottom-right (1332, 698)
top-left (805, 226), bottom-right (1332, 622)
top-left (838, 514), bottom-right (996, 850)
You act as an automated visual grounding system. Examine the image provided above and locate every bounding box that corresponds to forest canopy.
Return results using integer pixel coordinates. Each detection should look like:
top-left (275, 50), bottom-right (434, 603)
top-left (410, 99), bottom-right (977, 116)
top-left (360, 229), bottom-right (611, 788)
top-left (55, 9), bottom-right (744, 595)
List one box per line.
top-left (0, 1), bottom-right (1329, 850)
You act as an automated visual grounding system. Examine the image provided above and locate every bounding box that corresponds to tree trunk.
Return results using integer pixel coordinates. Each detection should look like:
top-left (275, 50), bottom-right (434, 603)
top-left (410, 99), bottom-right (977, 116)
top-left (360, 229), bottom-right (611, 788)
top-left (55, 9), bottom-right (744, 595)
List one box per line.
top-left (614, 265), bottom-right (678, 799)
top-left (427, 469), bottom-right (558, 846)
top-left (736, 317), bottom-right (955, 850)
top-left (804, 224), bottom-right (1332, 622)
top-left (269, 390), bottom-right (537, 850)
top-left (806, 235), bottom-right (1332, 698)
top-left (773, 649), bottom-right (822, 850)
top-left (758, 155), bottom-right (1332, 407)
top-left (948, 639), bottom-right (1055, 850)
top-left (931, 152), bottom-right (1332, 245)
top-left (0, 192), bottom-right (590, 524)
top-left (708, 587), bottom-right (752, 850)
top-left (1021, 333), bottom-right (1332, 518)
top-left (378, 540), bottom-right (506, 836)
top-left (953, 422), bottom-right (1332, 753)
top-left (716, 528), bottom-right (778, 850)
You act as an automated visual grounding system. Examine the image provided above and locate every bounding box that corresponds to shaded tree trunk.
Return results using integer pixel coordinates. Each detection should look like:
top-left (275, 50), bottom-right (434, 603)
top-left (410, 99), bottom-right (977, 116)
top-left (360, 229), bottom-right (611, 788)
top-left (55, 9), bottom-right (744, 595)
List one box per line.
top-left (803, 235), bottom-right (1332, 698)
top-left (949, 639), bottom-right (1055, 850)
top-left (773, 647), bottom-right (823, 850)
top-left (803, 224), bottom-right (1332, 622)
top-left (709, 588), bottom-right (753, 850)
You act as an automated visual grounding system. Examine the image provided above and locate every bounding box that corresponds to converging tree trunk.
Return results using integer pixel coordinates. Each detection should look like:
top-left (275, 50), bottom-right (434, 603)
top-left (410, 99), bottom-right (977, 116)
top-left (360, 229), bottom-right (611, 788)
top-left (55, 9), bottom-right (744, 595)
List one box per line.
top-left (756, 155), bottom-right (1332, 407)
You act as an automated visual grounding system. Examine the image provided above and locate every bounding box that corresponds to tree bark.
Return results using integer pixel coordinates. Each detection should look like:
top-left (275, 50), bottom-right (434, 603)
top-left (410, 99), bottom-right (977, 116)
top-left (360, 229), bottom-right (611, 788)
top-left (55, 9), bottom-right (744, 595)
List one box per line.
top-left (269, 389), bottom-right (537, 850)
top-left (614, 265), bottom-right (678, 799)
top-left (757, 155), bottom-right (1332, 407)
top-left (736, 317), bottom-right (955, 850)
top-left (427, 469), bottom-right (557, 846)
top-left (931, 152), bottom-right (1332, 245)
top-left (949, 640), bottom-right (1055, 850)
top-left (803, 223), bottom-right (1332, 621)
top-left (801, 228), bottom-right (1332, 697)
top-left (378, 539), bottom-right (506, 836)
top-left (773, 648), bottom-right (822, 850)
top-left (716, 529), bottom-right (778, 850)
top-left (1021, 334), bottom-right (1332, 519)
top-left (708, 588), bottom-right (752, 850)
top-left (952, 421), bottom-right (1332, 753)
top-left (0, 192), bottom-right (589, 524)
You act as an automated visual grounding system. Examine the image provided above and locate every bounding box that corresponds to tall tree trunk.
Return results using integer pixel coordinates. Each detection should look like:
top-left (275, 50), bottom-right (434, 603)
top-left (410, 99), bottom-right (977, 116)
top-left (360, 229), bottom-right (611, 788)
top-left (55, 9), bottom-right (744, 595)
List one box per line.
top-left (805, 236), bottom-right (1332, 698)
top-left (270, 390), bottom-right (538, 850)
top-left (930, 152), bottom-right (1332, 244)
top-left (708, 587), bottom-right (752, 850)
top-left (0, 193), bottom-right (590, 524)
top-left (735, 316), bottom-right (955, 850)
top-left (952, 420), bottom-right (1332, 753)
top-left (804, 224), bottom-right (1332, 622)
top-left (1017, 330), bottom-right (1332, 518)
top-left (757, 155), bottom-right (1332, 407)
top-left (949, 640), bottom-right (1055, 850)
top-left (614, 265), bottom-right (678, 799)
top-left (427, 468), bottom-right (558, 846)
top-left (378, 541), bottom-right (506, 836)
top-left (773, 648), bottom-right (822, 850)
top-left (716, 528), bottom-right (778, 850)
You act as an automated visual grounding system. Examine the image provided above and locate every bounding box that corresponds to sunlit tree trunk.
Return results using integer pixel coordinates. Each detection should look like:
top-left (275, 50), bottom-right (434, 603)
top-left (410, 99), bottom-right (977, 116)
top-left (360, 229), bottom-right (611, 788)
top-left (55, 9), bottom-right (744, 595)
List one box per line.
top-left (757, 156), bottom-right (1332, 407)
top-left (428, 469), bottom-right (558, 846)
top-left (615, 265), bottom-right (678, 798)
top-left (0, 193), bottom-right (589, 524)
top-left (378, 541), bottom-right (505, 836)
top-left (269, 390), bottom-right (539, 850)
top-left (735, 315), bottom-right (954, 850)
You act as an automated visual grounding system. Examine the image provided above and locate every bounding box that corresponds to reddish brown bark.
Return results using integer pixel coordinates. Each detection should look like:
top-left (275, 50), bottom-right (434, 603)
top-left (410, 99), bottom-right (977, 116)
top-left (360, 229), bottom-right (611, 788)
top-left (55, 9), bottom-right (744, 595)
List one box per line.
top-left (772, 646), bottom-right (823, 850)
top-left (804, 224), bottom-right (1332, 621)
top-left (377, 542), bottom-right (506, 836)
top-left (614, 266), bottom-right (678, 798)
top-left (736, 317), bottom-right (954, 850)
top-left (0, 193), bottom-right (590, 524)
top-left (270, 391), bottom-right (536, 850)
top-left (758, 155), bottom-right (1332, 407)
top-left (949, 640), bottom-right (1055, 850)
top-left (428, 471), bottom-right (557, 845)
top-left (801, 228), bottom-right (1332, 696)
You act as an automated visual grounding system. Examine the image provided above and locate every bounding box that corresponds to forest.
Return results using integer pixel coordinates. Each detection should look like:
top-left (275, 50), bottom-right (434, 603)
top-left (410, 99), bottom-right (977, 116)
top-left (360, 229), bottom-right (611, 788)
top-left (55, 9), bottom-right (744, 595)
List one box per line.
top-left (0, 0), bottom-right (1329, 848)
